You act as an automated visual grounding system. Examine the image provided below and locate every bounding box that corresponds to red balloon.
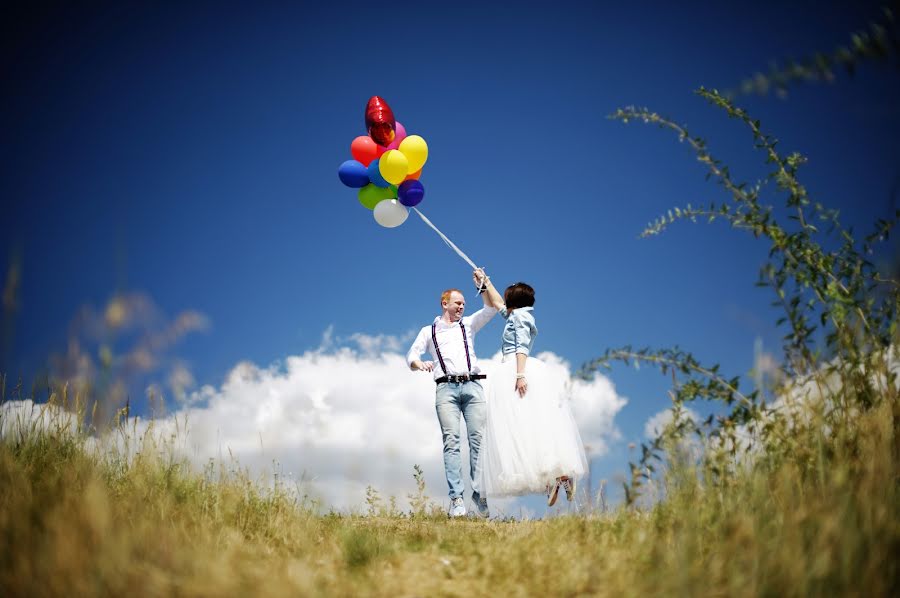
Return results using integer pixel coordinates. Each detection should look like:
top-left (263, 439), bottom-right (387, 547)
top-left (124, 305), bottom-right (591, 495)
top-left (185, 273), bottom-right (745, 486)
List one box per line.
top-left (365, 96), bottom-right (396, 146)
top-left (350, 136), bottom-right (379, 166)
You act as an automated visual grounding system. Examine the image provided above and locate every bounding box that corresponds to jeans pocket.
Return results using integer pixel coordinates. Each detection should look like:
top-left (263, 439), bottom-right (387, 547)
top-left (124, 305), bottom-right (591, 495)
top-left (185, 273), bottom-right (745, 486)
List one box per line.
top-left (434, 383), bottom-right (450, 406)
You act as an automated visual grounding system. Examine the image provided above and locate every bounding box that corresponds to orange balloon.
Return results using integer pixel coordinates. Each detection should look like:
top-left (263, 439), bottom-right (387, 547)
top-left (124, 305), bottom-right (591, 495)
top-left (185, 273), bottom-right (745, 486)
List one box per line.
top-left (350, 136), bottom-right (379, 167)
top-left (404, 168), bottom-right (422, 181)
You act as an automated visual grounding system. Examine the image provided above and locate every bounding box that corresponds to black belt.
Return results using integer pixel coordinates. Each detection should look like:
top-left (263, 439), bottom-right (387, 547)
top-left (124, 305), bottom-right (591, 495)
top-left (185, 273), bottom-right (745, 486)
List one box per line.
top-left (435, 374), bottom-right (487, 384)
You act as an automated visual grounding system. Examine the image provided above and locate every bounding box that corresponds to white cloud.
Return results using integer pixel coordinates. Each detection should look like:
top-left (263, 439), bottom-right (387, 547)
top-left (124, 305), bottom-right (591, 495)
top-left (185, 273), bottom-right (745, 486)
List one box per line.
top-left (559, 356), bottom-right (628, 456)
top-left (5, 332), bottom-right (628, 513)
top-left (341, 331), bottom-right (414, 356)
top-left (644, 405), bottom-right (700, 439)
top-left (640, 346), bottom-right (900, 466)
top-left (641, 405), bottom-right (705, 472)
top-left (0, 399), bottom-right (76, 440)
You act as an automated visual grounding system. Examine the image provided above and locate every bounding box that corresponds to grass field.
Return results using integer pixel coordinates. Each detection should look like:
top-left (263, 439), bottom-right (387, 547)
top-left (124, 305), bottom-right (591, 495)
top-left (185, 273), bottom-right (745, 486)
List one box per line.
top-left (1, 390), bottom-right (896, 597)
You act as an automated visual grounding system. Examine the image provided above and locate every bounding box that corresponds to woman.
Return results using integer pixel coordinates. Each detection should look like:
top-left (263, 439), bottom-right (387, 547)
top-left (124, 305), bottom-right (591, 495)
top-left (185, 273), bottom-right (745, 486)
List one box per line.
top-left (475, 270), bottom-right (588, 506)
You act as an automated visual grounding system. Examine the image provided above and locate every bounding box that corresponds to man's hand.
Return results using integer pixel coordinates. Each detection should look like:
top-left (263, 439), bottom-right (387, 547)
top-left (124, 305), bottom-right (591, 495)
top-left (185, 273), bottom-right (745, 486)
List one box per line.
top-left (473, 268), bottom-right (487, 290)
top-left (411, 360), bottom-right (435, 372)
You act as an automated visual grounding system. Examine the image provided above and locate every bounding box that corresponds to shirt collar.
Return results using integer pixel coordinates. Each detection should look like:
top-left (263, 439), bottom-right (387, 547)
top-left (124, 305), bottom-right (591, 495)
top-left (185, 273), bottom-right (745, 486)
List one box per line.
top-left (503, 306), bottom-right (534, 318)
top-left (433, 316), bottom-right (462, 328)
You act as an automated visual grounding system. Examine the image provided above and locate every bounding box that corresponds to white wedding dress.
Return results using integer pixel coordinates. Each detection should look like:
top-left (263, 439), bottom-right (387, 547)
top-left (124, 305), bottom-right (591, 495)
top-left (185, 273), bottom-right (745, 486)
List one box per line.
top-left (478, 307), bottom-right (588, 497)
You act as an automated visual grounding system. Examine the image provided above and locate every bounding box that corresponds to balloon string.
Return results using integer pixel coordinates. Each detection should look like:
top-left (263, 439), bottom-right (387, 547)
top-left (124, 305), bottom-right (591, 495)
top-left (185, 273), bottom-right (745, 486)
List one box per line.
top-left (411, 207), bottom-right (478, 270)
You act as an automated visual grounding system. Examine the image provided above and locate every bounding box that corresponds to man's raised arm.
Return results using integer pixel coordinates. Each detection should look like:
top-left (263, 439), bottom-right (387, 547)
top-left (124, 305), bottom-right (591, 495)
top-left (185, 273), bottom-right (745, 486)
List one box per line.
top-left (475, 268), bottom-right (505, 311)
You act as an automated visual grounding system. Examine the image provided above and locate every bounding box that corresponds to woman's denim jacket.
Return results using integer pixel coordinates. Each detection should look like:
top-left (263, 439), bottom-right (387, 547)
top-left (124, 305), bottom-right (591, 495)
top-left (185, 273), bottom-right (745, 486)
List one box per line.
top-left (500, 306), bottom-right (537, 355)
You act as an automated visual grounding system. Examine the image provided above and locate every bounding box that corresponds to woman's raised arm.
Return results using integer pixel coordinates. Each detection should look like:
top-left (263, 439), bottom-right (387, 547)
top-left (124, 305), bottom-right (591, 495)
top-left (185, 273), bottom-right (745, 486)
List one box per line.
top-left (474, 268), bottom-right (505, 310)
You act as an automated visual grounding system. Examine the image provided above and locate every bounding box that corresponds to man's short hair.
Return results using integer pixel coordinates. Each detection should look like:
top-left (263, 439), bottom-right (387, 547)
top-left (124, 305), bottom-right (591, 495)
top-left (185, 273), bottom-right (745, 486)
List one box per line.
top-left (504, 283), bottom-right (535, 309)
top-left (441, 288), bottom-right (463, 305)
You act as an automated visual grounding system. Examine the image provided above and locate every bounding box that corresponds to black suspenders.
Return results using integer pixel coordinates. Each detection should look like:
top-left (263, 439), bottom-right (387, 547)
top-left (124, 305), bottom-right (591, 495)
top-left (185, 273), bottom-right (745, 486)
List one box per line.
top-left (431, 320), bottom-right (472, 375)
top-left (460, 322), bottom-right (472, 372)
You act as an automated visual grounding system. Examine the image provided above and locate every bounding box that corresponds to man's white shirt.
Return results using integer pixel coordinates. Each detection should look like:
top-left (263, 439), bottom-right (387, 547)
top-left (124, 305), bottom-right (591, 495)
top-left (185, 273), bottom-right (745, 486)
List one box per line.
top-left (406, 307), bottom-right (498, 380)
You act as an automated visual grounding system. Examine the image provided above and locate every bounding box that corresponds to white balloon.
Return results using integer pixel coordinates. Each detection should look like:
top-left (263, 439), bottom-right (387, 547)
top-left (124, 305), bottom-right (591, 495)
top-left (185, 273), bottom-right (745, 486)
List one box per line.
top-left (373, 199), bottom-right (409, 228)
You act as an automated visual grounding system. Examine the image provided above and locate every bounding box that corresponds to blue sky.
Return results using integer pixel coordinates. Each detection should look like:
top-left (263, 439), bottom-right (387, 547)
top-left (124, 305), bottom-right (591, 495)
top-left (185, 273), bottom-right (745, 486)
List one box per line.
top-left (3, 1), bottom-right (899, 512)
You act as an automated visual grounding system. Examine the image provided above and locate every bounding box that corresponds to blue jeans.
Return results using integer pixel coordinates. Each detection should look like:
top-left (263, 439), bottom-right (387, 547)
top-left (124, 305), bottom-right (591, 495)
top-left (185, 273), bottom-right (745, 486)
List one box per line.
top-left (435, 380), bottom-right (487, 501)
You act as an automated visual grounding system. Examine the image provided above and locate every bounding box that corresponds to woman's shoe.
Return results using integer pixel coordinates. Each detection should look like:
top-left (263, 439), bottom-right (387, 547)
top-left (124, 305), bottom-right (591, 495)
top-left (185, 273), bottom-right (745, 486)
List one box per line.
top-left (547, 480), bottom-right (561, 506)
top-left (561, 477), bottom-right (576, 501)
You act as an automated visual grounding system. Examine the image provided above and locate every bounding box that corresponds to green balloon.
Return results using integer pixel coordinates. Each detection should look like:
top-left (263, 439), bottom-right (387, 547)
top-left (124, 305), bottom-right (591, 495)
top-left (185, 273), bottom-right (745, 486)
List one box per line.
top-left (358, 184), bottom-right (395, 210)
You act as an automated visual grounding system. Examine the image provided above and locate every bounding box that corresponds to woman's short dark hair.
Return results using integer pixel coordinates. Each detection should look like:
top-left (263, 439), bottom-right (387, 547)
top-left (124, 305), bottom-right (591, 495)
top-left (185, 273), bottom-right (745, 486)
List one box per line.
top-left (504, 282), bottom-right (535, 309)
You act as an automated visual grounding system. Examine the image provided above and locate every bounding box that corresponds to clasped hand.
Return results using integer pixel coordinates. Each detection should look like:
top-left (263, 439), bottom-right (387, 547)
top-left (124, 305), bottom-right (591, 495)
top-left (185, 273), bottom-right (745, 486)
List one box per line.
top-left (473, 268), bottom-right (487, 289)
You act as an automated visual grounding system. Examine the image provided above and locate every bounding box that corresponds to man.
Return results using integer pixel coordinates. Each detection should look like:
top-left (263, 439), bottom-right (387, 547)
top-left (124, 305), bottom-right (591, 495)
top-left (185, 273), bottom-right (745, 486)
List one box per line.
top-left (407, 271), bottom-right (499, 518)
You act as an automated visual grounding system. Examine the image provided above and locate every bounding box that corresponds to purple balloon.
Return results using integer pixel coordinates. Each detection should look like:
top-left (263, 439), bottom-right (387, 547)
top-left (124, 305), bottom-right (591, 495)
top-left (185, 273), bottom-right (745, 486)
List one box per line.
top-left (398, 180), bottom-right (425, 207)
top-left (338, 160), bottom-right (369, 188)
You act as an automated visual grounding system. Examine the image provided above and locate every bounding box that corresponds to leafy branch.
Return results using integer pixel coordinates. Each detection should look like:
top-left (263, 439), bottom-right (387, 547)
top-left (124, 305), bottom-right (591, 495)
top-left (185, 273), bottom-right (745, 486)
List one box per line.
top-left (595, 88), bottom-right (899, 505)
top-left (726, 5), bottom-right (900, 98)
top-left (580, 346), bottom-right (754, 408)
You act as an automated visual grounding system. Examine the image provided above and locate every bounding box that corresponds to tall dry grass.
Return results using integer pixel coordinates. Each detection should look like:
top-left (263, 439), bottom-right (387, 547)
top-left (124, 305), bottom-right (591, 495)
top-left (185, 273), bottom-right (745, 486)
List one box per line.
top-left (1, 387), bottom-right (896, 596)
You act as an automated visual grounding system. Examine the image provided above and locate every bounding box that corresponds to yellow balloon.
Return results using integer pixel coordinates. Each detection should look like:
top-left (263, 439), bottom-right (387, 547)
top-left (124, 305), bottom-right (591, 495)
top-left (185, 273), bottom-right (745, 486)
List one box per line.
top-left (398, 135), bottom-right (428, 173)
top-left (379, 150), bottom-right (409, 185)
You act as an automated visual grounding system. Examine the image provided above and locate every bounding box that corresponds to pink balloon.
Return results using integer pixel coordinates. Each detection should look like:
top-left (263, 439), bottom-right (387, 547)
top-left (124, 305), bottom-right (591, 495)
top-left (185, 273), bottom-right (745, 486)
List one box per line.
top-left (386, 122), bottom-right (408, 150)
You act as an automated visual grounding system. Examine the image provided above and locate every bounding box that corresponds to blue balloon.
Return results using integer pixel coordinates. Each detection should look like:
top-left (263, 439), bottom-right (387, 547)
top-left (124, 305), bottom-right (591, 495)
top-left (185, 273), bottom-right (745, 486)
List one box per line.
top-left (367, 159), bottom-right (390, 188)
top-left (338, 160), bottom-right (369, 188)
top-left (398, 180), bottom-right (425, 207)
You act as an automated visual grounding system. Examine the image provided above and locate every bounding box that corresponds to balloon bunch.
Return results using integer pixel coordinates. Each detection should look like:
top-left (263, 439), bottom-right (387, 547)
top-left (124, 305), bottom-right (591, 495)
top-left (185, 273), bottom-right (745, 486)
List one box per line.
top-left (337, 96), bottom-right (429, 228)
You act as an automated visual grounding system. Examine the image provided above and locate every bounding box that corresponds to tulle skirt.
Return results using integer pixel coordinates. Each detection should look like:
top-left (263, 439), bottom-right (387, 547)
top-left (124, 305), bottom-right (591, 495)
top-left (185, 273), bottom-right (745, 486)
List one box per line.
top-left (478, 355), bottom-right (589, 497)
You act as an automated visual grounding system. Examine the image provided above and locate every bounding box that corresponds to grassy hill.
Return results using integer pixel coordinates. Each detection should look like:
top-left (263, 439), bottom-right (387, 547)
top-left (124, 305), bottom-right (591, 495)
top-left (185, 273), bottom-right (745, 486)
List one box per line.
top-left (1, 392), bottom-right (896, 596)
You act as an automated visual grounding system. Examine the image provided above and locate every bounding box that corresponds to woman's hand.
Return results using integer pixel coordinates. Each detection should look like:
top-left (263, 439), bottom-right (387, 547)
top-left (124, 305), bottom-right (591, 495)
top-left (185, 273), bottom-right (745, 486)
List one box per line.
top-left (515, 376), bottom-right (527, 397)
